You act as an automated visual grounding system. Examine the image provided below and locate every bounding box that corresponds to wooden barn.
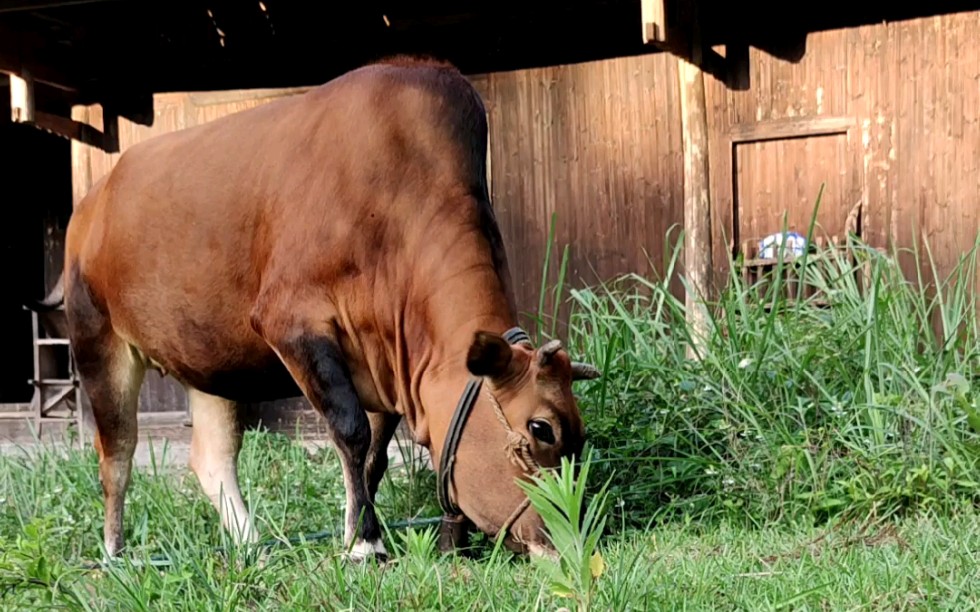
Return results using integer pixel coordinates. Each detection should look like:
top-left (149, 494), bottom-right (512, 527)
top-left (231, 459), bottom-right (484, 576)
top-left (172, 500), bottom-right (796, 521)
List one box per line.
top-left (2, 1), bottom-right (978, 440)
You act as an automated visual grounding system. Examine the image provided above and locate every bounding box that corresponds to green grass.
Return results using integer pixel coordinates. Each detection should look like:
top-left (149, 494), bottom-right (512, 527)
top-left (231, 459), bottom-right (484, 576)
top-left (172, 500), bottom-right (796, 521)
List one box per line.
top-left (556, 226), bottom-right (980, 530)
top-left (1, 432), bottom-right (979, 610)
top-left (1, 204), bottom-right (978, 609)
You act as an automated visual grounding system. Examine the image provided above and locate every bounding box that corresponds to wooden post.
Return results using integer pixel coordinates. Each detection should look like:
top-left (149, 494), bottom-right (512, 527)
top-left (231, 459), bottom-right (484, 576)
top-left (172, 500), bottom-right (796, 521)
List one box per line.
top-left (69, 104), bottom-right (97, 440)
top-left (678, 54), bottom-right (713, 360)
top-left (9, 72), bottom-right (34, 123)
top-left (70, 105), bottom-right (93, 208)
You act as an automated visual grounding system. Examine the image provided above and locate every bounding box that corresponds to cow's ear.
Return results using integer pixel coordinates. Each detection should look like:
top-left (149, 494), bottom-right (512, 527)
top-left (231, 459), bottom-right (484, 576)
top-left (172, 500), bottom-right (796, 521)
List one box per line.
top-left (466, 331), bottom-right (513, 378)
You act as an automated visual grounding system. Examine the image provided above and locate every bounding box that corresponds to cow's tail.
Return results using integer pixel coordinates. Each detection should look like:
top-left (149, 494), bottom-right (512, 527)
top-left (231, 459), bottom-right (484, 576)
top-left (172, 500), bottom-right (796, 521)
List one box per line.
top-left (24, 268), bottom-right (65, 312)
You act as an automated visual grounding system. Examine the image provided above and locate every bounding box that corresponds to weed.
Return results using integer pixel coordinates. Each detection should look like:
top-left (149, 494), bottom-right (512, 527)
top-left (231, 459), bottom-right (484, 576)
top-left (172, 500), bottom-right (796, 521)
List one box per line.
top-left (517, 447), bottom-right (611, 611)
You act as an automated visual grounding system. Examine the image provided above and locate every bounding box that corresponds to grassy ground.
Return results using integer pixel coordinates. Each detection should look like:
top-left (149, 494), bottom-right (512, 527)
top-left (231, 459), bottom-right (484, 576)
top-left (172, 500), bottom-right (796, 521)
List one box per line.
top-left (2, 221), bottom-right (978, 610)
top-left (1, 431), bottom-right (978, 611)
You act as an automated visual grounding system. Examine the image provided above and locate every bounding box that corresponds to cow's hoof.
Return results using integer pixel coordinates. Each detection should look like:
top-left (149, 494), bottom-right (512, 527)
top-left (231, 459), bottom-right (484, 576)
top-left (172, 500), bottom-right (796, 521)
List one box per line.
top-left (344, 539), bottom-right (389, 565)
top-left (255, 549), bottom-right (272, 568)
top-left (437, 514), bottom-right (470, 553)
top-left (527, 542), bottom-right (559, 561)
top-left (100, 544), bottom-right (127, 567)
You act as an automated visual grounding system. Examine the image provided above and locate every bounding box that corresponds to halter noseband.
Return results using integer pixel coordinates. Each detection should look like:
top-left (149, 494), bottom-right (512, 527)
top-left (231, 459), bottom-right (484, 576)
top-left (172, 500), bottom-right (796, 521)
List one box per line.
top-left (436, 326), bottom-right (542, 545)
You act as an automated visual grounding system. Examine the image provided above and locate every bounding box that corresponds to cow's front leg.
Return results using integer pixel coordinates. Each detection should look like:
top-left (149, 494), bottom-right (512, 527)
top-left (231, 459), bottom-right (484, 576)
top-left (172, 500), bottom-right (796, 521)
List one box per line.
top-left (365, 412), bottom-right (401, 500)
top-left (254, 311), bottom-right (386, 563)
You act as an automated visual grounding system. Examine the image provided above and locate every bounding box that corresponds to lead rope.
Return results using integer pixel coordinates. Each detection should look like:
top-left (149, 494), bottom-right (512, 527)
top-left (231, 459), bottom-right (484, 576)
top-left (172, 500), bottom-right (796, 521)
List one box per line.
top-left (484, 388), bottom-right (546, 543)
top-left (486, 389), bottom-right (540, 474)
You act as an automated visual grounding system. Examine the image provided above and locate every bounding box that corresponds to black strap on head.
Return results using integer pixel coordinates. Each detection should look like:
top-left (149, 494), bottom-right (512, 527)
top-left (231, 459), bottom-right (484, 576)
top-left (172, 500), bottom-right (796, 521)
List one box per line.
top-left (436, 326), bottom-right (531, 516)
top-left (502, 327), bottom-right (531, 347)
top-left (436, 377), bottom-right (481, 515)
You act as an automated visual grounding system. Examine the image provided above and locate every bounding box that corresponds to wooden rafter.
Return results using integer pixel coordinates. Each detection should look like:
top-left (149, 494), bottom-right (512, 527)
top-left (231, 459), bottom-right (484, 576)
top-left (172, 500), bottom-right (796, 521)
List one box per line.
top-left (9, 71), bottom-right (34, 122)
top-left (0, 21), bottom-right (78, 91)
top-left (640, 0), bottom-right (751, 91)
top-left (32, 109), bottom-right (120, 152)
top-left (0, 0), bottom-right (126, 13)
top-left (7, 72), bottom-right (120, 152)
top-left (641, 0), bottom-right (666, 45)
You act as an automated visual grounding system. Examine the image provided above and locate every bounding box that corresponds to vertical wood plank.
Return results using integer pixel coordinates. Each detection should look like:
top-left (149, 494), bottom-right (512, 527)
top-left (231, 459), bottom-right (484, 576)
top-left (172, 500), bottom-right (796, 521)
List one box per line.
top-left (482, 54), bottom-right (685, 327)
top-left (70, 105), bottom-right (92, 209)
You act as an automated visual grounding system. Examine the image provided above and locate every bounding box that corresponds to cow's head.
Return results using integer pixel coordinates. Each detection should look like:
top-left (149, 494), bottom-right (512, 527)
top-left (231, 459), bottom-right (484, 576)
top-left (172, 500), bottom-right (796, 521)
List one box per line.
top-left (440, 329), bottom-right (600, 557)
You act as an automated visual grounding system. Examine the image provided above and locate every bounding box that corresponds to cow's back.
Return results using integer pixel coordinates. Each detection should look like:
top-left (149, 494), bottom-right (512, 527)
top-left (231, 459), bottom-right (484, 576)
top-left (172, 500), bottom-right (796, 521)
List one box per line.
top-left (65, 58), bottom-right (493, 403)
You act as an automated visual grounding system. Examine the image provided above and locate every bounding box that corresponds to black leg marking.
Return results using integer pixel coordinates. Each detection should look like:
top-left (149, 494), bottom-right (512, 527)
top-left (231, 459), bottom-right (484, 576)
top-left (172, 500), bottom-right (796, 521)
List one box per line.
top-left (365, 413), bottom-right (402, 500)
top-left (282, 334), bottom-right (384, 557)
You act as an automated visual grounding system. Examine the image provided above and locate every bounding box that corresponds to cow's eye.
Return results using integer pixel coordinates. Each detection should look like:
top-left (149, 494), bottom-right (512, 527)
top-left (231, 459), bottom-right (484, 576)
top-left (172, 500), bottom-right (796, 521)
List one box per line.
top-left (528, 419), bottom-right (556, 445)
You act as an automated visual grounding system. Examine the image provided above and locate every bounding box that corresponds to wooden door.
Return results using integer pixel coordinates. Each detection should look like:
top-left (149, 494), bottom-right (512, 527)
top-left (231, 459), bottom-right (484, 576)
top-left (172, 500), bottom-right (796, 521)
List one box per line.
top-left (729, 117), bottom-right (864, 257)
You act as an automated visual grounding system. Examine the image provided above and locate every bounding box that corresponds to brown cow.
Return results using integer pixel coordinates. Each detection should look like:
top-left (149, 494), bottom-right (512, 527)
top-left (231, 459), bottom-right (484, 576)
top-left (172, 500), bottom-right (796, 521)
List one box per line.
top-left (61, 56), bottom-right (600, 562)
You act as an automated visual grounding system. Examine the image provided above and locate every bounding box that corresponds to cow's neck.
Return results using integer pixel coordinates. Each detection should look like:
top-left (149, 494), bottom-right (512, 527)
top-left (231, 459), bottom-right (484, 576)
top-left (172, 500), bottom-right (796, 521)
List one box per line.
top-left (402, 248), bottom-right (519, 460)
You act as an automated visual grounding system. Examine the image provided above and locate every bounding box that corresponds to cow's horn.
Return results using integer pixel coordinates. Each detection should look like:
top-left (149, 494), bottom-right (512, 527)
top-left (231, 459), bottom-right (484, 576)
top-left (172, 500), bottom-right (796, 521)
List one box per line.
top-left (570, 361), bottom-right (601, 381)
top-left (537, 339), bottom-right (563, 366)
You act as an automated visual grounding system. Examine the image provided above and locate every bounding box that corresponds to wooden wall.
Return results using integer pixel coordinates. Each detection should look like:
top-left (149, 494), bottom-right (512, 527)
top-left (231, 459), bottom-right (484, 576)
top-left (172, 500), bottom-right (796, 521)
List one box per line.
top-left (705, 11), bottom-right (980, 291)
top-left (470, 55), bottom-right (686, 325)
top-left (67, 11), bottom-right (980, 412)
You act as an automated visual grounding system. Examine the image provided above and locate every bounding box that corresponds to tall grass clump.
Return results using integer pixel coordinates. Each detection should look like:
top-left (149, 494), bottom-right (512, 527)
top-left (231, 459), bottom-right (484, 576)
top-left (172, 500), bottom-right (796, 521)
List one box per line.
top-left (543, 213), bottom-right (979, 530)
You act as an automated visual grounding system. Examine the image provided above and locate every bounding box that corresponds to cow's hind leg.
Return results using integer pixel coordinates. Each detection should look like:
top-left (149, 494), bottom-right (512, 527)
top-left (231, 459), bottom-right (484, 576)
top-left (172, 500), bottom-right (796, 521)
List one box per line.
top-left (84, 346), bottom-right (144, 559)
top-left (71, 333), bottom-right (145, 558)
top-left (186, 387), bottom-right (256, 547)
top-left (254, 312), bottom-right (386, 563)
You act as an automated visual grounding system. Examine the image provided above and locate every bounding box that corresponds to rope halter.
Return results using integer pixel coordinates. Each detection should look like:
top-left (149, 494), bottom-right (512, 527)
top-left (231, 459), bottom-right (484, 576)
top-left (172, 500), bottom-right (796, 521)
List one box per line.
top-left (435, 326), bottom-right (544, 545)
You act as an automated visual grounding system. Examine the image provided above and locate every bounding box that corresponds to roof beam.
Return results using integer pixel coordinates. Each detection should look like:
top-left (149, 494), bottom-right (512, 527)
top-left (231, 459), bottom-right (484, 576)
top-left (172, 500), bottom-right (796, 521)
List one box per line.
top-left (0, 22), bottom-right (77, 91)
top-left (8, 72), bottom-right (119, 151)
top-left (31, 108), bottom-right (120, 152)
top-left (0, 0), bottom-right (126, 14)
top-left (640, 0), bottom-right (750, 91)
